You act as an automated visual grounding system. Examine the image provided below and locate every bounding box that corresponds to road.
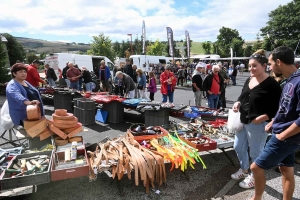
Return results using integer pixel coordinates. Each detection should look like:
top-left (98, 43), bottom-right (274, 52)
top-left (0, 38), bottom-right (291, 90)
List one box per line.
top-left (0, 72), bottom-right (299, 200)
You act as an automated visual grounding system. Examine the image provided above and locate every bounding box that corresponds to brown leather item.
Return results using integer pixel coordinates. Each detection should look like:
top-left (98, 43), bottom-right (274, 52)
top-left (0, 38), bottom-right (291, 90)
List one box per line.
top-left (54, 137), bottom-right (68, 146)
top-left (26, 118), bottom-right (47, 138)
top-left (53, 117), bottom-right (78, 125)
top-left (49, 124), bottom-right (68, 139)
top-left (24, 116), bottom-right (46, 130)
top-left (39, 128), bottom-right (52, 141)
top-left (47, 119), bottom-right (77, 129)
top-left (67, 124), bottom-right (83, 138)
top-left (68, 136), bottom-right (82, 143)
top-left (54, 109), bottom-right (67, 116)
top-left (61, 123), bottom-right (82, 133)
top-left (52, 113), bottom-right (74, 120)
top-left (26, 104), bottom-right (41, 121)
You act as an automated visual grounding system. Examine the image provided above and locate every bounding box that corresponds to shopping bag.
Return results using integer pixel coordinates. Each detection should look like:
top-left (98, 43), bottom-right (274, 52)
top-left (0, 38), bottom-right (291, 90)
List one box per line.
top-left (0, 100), bottom-right (14, 130)
top-left (227, 109), bottom-right (243, 132)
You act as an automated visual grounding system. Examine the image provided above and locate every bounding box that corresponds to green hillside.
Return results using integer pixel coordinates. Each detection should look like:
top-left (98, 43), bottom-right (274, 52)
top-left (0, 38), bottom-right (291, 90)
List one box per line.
top-left (190, 42), bottom-right (205, 55)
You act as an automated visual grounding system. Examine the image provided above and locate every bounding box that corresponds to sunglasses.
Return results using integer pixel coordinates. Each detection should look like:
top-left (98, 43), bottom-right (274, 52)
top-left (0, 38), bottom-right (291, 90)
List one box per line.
top-left (250, 54), bottom-right (266, 59)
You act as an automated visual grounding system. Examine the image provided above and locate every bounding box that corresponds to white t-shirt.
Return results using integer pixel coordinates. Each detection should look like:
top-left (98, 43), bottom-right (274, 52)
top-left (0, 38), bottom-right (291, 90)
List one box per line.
top-left (240, 64), bottom-right (245, 68)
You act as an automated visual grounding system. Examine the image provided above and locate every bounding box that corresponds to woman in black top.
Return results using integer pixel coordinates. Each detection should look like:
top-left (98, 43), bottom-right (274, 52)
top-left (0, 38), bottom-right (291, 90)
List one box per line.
top-left (81, 67), bottom-right (93, 92)
top-left (230, 50), bottom-right (282, 189)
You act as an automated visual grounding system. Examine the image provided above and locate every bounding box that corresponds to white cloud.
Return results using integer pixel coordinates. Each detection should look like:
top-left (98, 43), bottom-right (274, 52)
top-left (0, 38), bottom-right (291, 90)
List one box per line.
top-left (0, 0), bottom-right (291, 43)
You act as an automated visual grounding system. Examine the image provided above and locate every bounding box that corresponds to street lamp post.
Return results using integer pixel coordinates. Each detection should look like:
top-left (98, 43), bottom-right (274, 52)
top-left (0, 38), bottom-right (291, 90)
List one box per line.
top-left (127, 34), bottom-right (133, 55)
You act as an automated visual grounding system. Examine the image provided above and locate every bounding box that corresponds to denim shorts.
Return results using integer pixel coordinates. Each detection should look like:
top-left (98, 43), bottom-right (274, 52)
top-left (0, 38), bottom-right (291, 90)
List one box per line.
top-left (255, 134), bottom-right (300, 170)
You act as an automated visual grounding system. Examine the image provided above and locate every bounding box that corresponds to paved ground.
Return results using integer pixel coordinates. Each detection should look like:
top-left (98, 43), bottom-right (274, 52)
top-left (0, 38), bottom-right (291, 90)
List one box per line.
top-left (0, 72), bottom-right (300, 200)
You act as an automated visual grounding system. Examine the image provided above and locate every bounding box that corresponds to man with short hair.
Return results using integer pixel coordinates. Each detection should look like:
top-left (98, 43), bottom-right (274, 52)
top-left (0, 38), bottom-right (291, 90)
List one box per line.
top-left (26, 59), bottom-right (45, 87)
top-left (124, 58), bottom-right (134, 79)
top-left (217, 62), bottom-right (230, 108)
top-left (45, 64), bottom-right (57, 87)
top-left (66, 62), bottom-right (81, 90)
top-left (250, 46), bottom-right (300, 200)
top-left (99, 60), bottom-right (111, 92)
top-left (202, 65), bottom-right (224, 109)
top-left (192, 63), bottom-right (204, 106)
top-left (62, 62), bottom-right (70, 88)
top-left (115, 71), bottom-right (135, 98)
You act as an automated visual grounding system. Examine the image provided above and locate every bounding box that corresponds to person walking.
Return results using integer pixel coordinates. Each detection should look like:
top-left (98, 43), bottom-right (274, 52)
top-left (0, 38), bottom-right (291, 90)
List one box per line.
top-left (239, 62), bottom-right (245, 76)
top-left (192, 63), bottom-right (204, 106)
top-left (147, 71), bottom-right (157, 101)
top-left (81, 66), bottom-right (93, 92)
top-left (202, 65), bottom-right (224, 109)
top-left (45, 64), bottom-right (57, 87)
top-left (177, 66), bottom-right (185, 86)
top-left (160, 65), bottom-right (176, 103)
top-left (250, 46), bottom-right (300, 200)
top-left (124, 58), bottom-right (134, 79)
top-left (231, 49), bottom-right (282, 189)
top-left (136, 68), bottom-right (147, 99)
top-left (132, 64), bottom-right (139, 98)
top-left (62, 62), bottom-right (70, 88)
top-left (231, 65), bottom-right (238, 85)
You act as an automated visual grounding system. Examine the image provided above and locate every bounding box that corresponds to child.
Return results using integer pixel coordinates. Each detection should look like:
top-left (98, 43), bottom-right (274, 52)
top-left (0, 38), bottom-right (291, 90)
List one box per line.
top-left (147, 71), bottom-right (157, 101)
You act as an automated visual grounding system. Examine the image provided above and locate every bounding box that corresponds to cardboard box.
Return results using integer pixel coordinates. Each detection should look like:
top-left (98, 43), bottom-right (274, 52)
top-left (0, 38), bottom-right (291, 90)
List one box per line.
top-left (26, 118), bottom-right (47, 138)
top-left (39, 128), bottom-right (53, 141)
top-left (180, 136), bottom-right (217, 152)
top-left (23, 117), bottom-right (46, 130)
top-left (51, 149), bottom-right (89, 181)
top-left (49, 125), bottom-right (68, 139)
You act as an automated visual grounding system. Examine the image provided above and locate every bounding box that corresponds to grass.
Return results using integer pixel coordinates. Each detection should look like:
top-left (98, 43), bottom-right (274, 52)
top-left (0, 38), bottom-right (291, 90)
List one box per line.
top-left (176, 42), bottom-right (205, 55)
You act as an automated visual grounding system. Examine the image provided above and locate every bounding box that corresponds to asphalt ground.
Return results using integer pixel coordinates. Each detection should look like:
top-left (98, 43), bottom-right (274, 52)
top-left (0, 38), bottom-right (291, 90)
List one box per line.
top-left (0, 72), bottom-right (299, 200)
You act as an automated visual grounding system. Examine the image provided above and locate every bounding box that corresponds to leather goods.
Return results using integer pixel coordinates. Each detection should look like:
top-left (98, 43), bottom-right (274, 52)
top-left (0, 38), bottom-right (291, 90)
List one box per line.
top-left (67, 124), bottom-right (83, 138)
top-left (61, 123), bottom-right (82, 133)
top-left (26, 104), bottom-right (41, 120)
top-left (53, 117), bottom-right (78, 125)
top-left (47, 119), bottom-right (78, 129)
top-left (54, 109), bottom-right (67, 116)
top-left (39, 128), bottom-right (52, 141)
top-left (49, 124), bottom-right (68, 139)
top-left (68, 136), bottom-right (82, 143)
top-left (54, 137), bottom-right (68, 146)
top-left (52, 113), bottom-right (74, 120)
top-left (26, 118), bottom-right (47, 138)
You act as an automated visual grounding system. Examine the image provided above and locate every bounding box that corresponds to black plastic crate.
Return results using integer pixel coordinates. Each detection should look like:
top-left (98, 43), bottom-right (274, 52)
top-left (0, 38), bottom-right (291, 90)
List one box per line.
top-left (53, 91), bottom-right (73, 111)
top-left (0, 151), bottom-right (53, 190)
top-left (145, 109), bottom-right (169, 127)
top-left (28, 137), bottom-right (53, 151)
top-left (102, 102), bottom-right (124, 123)
top-left (74, 107), bottom-right (96, 125)
top-left (73, 98), bottom-right (96, 110)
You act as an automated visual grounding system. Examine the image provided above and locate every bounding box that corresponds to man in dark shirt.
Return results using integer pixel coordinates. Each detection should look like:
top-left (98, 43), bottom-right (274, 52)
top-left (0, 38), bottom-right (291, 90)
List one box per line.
top-left (62, 62), bottom-right (70, 88)
top-left (250, 46), bottom-right (300, 200)
top-left (66, 62), bottom-right (81, 90)
top-left (192, 63), bottom-right (204, 106)
top-left (124, 59), bottom-right (134, 79)
top-left (45, 64), bottom-right (57, 87)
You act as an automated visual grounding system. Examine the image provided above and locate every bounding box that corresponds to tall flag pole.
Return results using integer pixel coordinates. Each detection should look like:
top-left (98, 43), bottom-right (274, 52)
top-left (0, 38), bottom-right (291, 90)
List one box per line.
top-left (166, 27), bottom-right (174, 66)
top-left (142, 20), bottom-right (146, 67)
top-left (185, 30), bottom-right (190, 66)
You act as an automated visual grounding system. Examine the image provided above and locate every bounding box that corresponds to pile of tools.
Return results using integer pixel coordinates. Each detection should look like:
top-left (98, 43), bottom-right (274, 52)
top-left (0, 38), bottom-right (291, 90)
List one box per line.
top-left (4, 155), bottom-right (50, 177)
top-left (88, 133), bottom-right (166, 193)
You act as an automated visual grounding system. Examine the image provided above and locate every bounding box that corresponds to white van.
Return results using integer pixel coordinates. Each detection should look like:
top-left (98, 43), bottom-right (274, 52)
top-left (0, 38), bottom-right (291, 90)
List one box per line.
top-left (129, 55), bottom-right (169, 72)
top-left (44, 53), bottom-right (115, 78)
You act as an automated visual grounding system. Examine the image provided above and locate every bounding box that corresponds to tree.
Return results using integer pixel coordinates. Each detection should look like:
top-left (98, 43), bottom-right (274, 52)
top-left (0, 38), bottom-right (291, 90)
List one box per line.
top-left (202, 41), bottom-right (212, 54)
top-left (2, 33), bottom-right (26, 65)
top-left (252, 32), bottom-right (262, 51)
top-left (215, 27), bottom-right (244, 57)
top-left (243, 45), bottom-right (253, 57)
top-left (113, 41), bottom-right (121, 57)
top-left (260, 0), bottom-right (300, 53)
top-left (147, 40), bottom-right (166, 56)
top-left (39, 52), bottom-right (47, 60)
top-left (26, 53), bottom-right (39, 64)
top-left (119, 40), bottom-right (131, 58)
top-left (0, 38), bottom-right (9, 82)
top-left (87, 33), bottom-right (115, 62)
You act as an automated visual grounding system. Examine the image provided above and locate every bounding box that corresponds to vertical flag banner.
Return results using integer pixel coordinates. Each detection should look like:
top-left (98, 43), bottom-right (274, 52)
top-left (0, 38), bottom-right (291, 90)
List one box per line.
top-left (185, 30), bottom-right (190, 58)
top-left (166, 27), bottom-right (174, 57)
top-left (230, 48), bottom-right (233, 64)
top-left (142, 20), bottom-right (146, 54)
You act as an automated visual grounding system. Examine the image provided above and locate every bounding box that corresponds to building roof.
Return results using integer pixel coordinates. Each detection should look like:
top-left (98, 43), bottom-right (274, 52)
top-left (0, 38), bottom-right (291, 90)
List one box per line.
top-left (0, 34), bottom-right (8, 43)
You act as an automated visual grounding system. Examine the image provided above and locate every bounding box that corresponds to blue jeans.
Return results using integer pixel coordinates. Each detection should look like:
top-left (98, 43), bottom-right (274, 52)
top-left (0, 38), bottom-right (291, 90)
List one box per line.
top-left (85, 82), bottom-right (92, 92)
top-left (70, 81), bottom-right (79, 90)
top-left (162, 91), bottom-right (174, 103)
top-left (47, 78), bottom-right (55, 87)
top-left (255, 134), bottom-right (300, 170)
top-left (78, 78), bottom-right (82, 91)
top-left (234, 122), bottom-right (268, 171)
top-left (207, 94), bottom-right (219, 108)
top-left (231, 76), bottom-right (236, 85)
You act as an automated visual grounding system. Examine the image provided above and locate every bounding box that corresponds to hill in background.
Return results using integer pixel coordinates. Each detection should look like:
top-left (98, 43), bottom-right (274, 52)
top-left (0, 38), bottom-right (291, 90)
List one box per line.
top-left (16, 37), bottom-right (205, 55)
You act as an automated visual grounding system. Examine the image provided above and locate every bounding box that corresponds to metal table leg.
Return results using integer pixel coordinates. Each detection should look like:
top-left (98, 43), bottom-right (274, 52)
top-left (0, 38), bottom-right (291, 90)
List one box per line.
top-left (220, 148), bottom-right (235, 166)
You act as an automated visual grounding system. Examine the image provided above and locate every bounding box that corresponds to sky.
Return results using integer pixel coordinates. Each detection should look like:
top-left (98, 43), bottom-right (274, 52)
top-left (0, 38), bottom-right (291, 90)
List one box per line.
top-left (0, 0), bottom-right (291, 44)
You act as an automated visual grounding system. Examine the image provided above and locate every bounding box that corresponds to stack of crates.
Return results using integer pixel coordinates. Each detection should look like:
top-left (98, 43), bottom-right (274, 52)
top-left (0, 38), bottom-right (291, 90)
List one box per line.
top-left (53, 91), bottom-right (73, 111)
top-left (102, 101), bottom-right (124, 123)
top-left (144, 109), bottom-right (169, 127)
top-left (73, 98), bottom-right (96, 125)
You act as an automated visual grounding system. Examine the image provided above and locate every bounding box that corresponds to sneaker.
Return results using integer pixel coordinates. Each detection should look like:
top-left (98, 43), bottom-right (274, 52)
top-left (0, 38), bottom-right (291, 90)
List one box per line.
top-left (239, 174), bottom-right (255, 189)
top-left (231, 168), bottom-right (248, 180)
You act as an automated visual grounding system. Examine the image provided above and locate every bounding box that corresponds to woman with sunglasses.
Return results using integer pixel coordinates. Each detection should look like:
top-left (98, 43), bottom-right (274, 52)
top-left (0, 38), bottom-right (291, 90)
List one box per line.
top-left (231, 49), bottom-right (282, 189)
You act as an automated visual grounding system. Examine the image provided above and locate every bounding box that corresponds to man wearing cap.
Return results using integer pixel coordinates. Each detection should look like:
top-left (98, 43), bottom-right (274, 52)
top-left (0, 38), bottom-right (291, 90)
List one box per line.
top-left (192, 63), bottom-right (205, 106)
top-left (26, 59), bottom-right (45, 87)
top-left (45, 64), bottom-right (57, 87)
